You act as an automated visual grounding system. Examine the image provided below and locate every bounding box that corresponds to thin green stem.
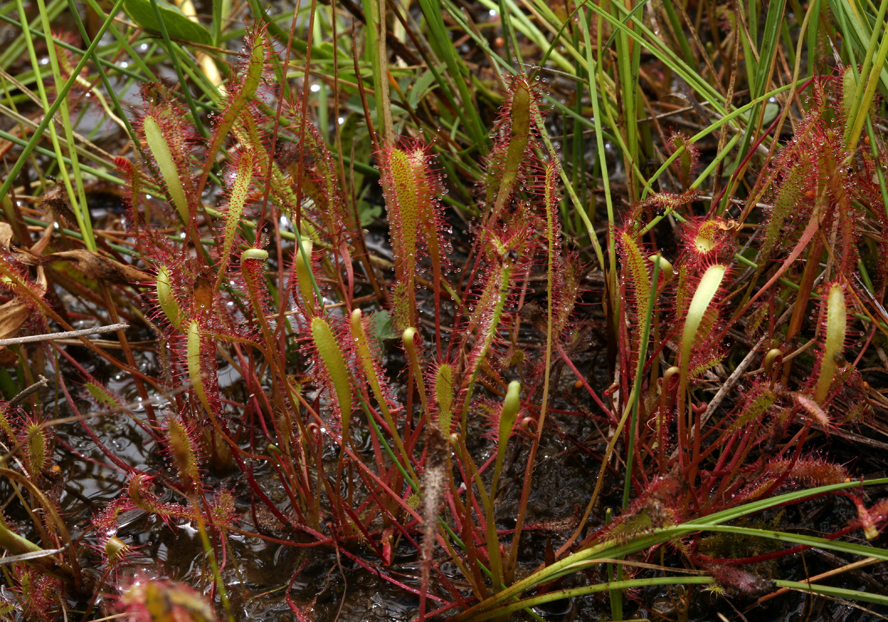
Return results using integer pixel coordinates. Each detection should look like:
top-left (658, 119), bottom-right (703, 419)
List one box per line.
top-left (622, 258), bottom-right (660, 509)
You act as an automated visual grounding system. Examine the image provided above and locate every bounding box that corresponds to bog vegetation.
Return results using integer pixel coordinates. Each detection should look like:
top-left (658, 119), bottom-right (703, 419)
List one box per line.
top-left (1, 0), bottom-right (888, 620)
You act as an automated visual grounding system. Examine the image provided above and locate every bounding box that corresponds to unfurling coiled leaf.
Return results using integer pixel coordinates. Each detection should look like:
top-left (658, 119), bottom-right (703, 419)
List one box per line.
top-left (104, 536), bottom-right (130, 566)
top-left (763, 348), bottom-right (783, 377)
top-left (311, 317), bottom-right (352, 438)
top-left (649, 254), bottom-right (674, 283)
top-left (240, 248), bottom-right (272, 336)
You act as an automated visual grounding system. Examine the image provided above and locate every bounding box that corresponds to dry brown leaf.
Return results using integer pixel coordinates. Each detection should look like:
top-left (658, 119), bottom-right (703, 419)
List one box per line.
top-left (0, 223), bottom-right (13, 251)
top-left (0, 298), bottom-right (31, 340)
top-left (0, 349), bottom-right (18, 366)
top-left (43, 250), bottom-right (151, 285)
top-left (38, 181), bottom-right (78, 228)
top-left (29, 223), bottom-right (54, 257)
top-left (14, 225), bottom-right (53, 267)
top-left (0, 298), bottom-right (32, 366)
top-left (34, 264), bottom-right (47, 294)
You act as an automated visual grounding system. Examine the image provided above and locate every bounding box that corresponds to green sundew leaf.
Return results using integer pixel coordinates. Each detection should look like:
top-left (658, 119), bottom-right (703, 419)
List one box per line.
top-left (688, 353), bottom-right (725, 380)
top-left (143, 115), bottom-right (189, 223)
top-left (187, 320), bottom-right (213, 417)
top-left (156, 265), bottom-right (183, 329)
top-left (461, 262), bottom-right (512, 424)
top-left (350, 310), bottom-right (387, 412)
top-left (25, 424), bottom-right (46, 474)
top-left (294, 239), bottom-right (316, 315)
top-left (202, 31), bottom-right (266, 185)
top-left (219, 149), bottom-right (253, 274)
top-left (123, 0), bottom-right (212, 46)
top-left (727, 388), bottom-right (777, 433)
top-left (311, 318), bottom-right (352, 436)
top-left (492, 79), bottom-right (531, 217)
top-left (389, 149), bottom-right (420, 261)
top-left (681, 265), bottom-right (726, 370)
top-left (620, 231), bottom-right (651, 330)
top-left (86, 382), bottom-right (123, 409)
top-left (815, 283), bottom-right (847, 404)
top-left (435, 363), bottom-right (454, 433)
top-left (384, 147), bottom-right (427, 328)
top-left (167, 416), bottom-right (200, 485)
top-left (761, 163), bottom-right (807, 263)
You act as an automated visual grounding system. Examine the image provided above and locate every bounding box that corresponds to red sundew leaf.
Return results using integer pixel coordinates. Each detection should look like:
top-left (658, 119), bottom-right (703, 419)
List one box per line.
top-left (707, 565), bottom-right (775, 596)
top-left (792, 392), bottom-right (832, 431)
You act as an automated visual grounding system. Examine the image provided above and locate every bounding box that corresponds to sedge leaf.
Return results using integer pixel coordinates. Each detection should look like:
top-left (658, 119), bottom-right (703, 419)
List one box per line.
top-left (124, 0), bottom-right (212, 46)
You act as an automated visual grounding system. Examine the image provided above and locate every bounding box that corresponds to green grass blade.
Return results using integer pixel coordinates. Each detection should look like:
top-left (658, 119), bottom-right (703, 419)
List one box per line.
top-left (18, 0), bottom-right (96, 249)
top-left (829, 0), bottom-right (888, 93)
top-left (416, 0), bottom-right (486, 145)
top-left (65, 0), bottom-right (140, 146)
top-left (578, 6), bottom-right (616, 279)
top-left (0, 0), bottom-right (66, 71)
top-left (146, 0), bottom-right (210, 138)
top-left (0, 0), bottom-right (127, 205)
top-left (845, 6), bottom-right (888, 147)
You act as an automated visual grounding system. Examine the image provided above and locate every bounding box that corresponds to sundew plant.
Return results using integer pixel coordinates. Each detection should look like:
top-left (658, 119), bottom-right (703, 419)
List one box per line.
top-left (1, 0), bottom-right (888, 620)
